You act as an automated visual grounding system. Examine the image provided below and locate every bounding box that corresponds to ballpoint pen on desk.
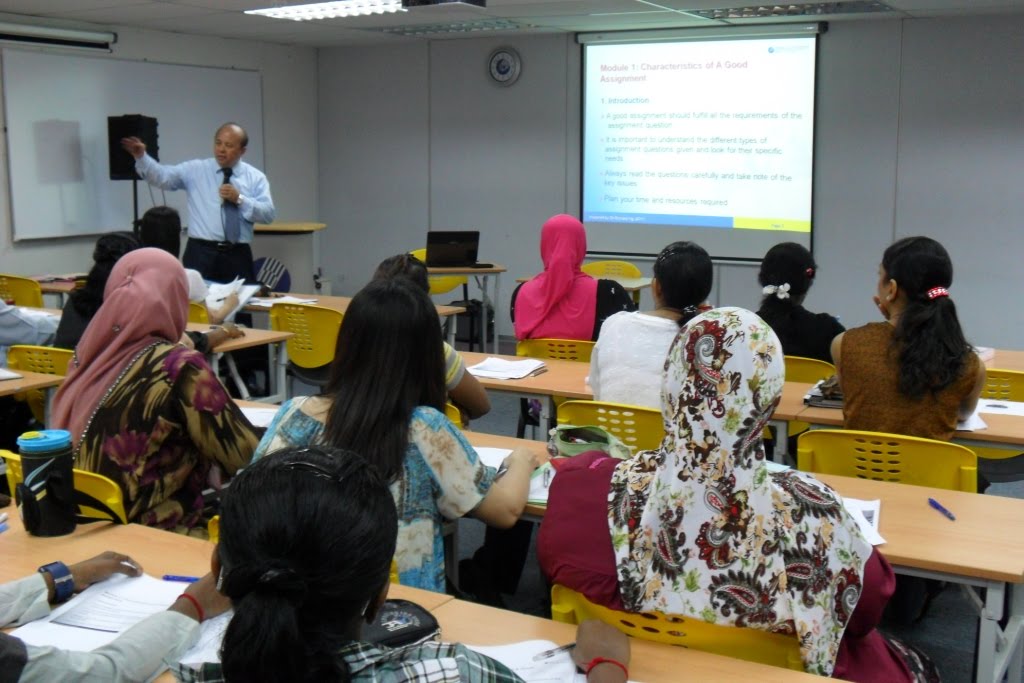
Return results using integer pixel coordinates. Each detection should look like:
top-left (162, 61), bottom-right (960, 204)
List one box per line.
top-left (928, 497), bottom-right (956, 521)
top-left (532, 642), bottom-right (575, 661)
top-left (163, 575), bottom-right (200, 583)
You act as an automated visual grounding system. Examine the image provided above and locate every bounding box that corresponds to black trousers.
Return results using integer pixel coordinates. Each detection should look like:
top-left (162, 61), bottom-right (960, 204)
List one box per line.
top-left (183, 238), bottom-right (255, 284)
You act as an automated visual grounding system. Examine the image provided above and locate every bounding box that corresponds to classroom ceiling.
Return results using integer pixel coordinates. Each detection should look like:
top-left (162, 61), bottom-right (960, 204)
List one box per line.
top-left (0, 0), bottom-right (1022, 47)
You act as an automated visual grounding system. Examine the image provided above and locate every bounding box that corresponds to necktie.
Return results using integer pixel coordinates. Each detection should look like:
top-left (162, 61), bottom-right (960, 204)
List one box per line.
top-left (221, 167), bottom-right (240, 243)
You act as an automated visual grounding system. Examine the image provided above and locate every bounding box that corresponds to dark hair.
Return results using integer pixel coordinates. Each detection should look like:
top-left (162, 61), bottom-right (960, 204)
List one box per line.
top-left (757, 242), bottom-right (818, 339)
top-left (653, 241), bottom-right (713, 328)
top-left (881, 236), bottom-right (971, 399)
top-left (219, 447), bottom-right (397, 683)
top-left (322, 278), bottom-right (446, 480)
top-left (67, 232), bottom-right (139, 317)
top-left (373, 253), bottom-right (429, 293)
top-left (135, 206), bottom-right (182, 257)
top-left (217, 121), bottom-right (249, 148)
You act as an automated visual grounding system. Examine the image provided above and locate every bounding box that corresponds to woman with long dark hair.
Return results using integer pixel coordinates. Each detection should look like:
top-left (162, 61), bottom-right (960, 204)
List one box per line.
top-left (832, 236), bottom-right (984, 440)
top-left (254, 278), bottom-right (537, 592)
top-left (589, 241), bottom-right (712, 408)
top-left (54, 232), bottom-right (139, 349)
top-left (756, 242), bottom-right (844, 364)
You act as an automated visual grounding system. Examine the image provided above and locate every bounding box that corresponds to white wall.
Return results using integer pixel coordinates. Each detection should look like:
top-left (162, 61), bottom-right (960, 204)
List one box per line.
top-left (0, 24), bottom-right (318, 279)
top-left (315, 15), bottom-right (1024, 347)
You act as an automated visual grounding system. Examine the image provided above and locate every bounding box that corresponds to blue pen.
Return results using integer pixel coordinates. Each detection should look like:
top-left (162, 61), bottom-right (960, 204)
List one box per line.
top-left (163, 574), bottom-right (200, 583)
top-left (928, 498), bottom-right (956, 521)
top-left (0, 522), bottom-right (9, 534)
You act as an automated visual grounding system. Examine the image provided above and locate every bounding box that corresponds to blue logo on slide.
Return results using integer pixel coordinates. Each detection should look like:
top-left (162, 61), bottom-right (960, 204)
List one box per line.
top-left (768, 47), bottom-right (775, 53)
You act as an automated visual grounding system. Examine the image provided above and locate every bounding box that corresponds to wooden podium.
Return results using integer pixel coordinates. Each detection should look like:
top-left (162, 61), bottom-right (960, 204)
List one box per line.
top-left (253, 222), bottom-right (326, 293)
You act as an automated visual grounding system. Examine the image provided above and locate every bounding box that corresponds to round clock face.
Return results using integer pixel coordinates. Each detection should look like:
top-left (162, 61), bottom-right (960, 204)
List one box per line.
top-left (488, 48), bottom-right (521, 86)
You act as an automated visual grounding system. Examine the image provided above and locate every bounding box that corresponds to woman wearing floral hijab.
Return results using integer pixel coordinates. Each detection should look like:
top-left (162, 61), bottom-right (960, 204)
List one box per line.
top-left (52, 248), bottom-right (259, 532)
top-left (538, 307), bottom-right (938, 681)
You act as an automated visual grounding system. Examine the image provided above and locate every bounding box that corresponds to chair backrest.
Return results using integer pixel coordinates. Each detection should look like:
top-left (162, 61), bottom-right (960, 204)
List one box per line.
top-left (550, 585), bottom-right (804, 671)
top-left (784, 355), bottom-right (836, 384)
top-left (6, 345), bottom-right (74, 423)
top-left (981, 369), bottom-right (1024, 402)
top-left (0, 274), bottom-right (43, 307)
top-left (188, 301), bottom-right (209, 324)
top-left (581, 260), bottom-right (642, 279)
top-left (517, 338), bottom-right (594, 363)
top-left (269, 303), bottom-right (343, 370)
top-left (409, 248), bottom-right (468, 296)
top-left (444, 402), bottom-right (464, 429)
top-left (797, 429), bottom-right (977, 492)
top-left (1, 450), bottom-right (128, 524)
top-left (557, 400), bottom-right (663, 452)
top-left (208, 514), bottom-right (220, 543)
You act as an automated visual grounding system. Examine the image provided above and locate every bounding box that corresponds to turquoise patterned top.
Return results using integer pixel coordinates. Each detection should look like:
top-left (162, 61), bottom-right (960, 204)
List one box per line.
top-left (253, 398), bottom-right (495, 592)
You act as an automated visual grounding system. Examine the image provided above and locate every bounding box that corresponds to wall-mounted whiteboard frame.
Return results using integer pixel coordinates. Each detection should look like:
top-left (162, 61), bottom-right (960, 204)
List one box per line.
top-left (2, 48), bottom-right (264, 241)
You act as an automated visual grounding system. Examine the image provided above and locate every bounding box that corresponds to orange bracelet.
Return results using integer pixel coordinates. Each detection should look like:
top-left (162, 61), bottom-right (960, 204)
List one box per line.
top-left (585, 656), bottom-right (628, 679)
top-left (177, 592), bottom-right (205, 622)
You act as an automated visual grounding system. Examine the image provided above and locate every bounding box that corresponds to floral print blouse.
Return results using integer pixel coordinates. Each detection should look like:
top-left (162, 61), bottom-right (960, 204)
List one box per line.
top-left (74, 343), bottom-right (259, 531)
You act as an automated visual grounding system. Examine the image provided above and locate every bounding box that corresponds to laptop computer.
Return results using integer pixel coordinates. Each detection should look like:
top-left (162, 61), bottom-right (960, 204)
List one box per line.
top-left (425, 231), bottom-right (480, 267)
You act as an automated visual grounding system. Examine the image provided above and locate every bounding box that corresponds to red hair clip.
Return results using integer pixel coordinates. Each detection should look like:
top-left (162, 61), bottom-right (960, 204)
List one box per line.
top-left (805, 267), bottom-right (815, 278)
top-left (926, 286), bottom-right (949, 300)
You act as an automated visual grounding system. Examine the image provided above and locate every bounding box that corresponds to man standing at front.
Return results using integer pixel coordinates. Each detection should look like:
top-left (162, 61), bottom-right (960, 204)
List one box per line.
top-left (120, 122), bottom-right (275, 283)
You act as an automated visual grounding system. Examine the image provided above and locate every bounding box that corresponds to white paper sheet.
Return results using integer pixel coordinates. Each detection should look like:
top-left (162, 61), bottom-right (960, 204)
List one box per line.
top-left (240, 406), bottom-right (280, 428)
top-left (976, 399), bottom-right (1024, 417)
top-left (528, 462), bottom-right (555, 505)
top-left (843, 497), bottom-right (885, 546)
top-left (248, 296), bottom-right (318, 308)
top-left (0, 367), bottom-right (22, 380)
top-left (178, 611), bottom-right (233, 666)
top-left (467, 357), bottom-right (546, 380)
top-left (469, 640), bottom-right (637, 683)
top-left (12, 574), bottom-right (181, 649)
top-left (474, 447), bottom-right (512, 470)
top-left (764, 461), bottom-right (790, 473)
top-left (957, 410), bottom-right (989, 431)
top-left (205, 278), bottom-right (260, 321)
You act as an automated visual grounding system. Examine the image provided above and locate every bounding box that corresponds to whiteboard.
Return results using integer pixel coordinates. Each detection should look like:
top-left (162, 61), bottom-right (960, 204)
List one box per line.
top-left (2, 49), bottom-right (264, 240)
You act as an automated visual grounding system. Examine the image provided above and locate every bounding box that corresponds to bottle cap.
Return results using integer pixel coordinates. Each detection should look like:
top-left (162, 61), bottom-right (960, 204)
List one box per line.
top-left (17, 429), bottom-right (72, 454)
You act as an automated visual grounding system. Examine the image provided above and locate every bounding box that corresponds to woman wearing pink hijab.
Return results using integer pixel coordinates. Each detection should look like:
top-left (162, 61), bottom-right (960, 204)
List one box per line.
top-left (512, 214), bottom-right (635, 341)
top-left (52, 248), bottom-right (259, 532)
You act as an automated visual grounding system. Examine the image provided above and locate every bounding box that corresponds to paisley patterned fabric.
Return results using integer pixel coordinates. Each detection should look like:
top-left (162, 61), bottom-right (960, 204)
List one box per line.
top-left (608, 307), bottom-right (873, 676)
top-left (74, 343), bottom-right (259, 531)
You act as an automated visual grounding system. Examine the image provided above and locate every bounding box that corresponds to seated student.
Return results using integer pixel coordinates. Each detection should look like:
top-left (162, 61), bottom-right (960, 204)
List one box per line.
top-left (50, 248), bottom-right (260, 532)
top-left (832, 236), bottom-right (984, 441)
top-left (757, 242), bottom-right (844, 365)
top-left (590, 241), bottom-right (712, 408)
top-left (538, 307), bottom-right (939, 682)
top-left (511, 214), bottom-right (636, 342)
top-left (53, 232), bottom-right (139, 350)
top-left (0, 551), bottom-right (229, 683)
top-left (372, 253), bottom-right (490, 419)
top-left (253, 278), bottom-right (537, 592)
top-left (175, 445), bottom-right (630, 683)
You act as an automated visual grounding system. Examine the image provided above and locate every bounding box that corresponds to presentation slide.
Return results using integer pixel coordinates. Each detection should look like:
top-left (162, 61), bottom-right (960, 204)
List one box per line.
top-left (582, 36), bottom-right (817, 260)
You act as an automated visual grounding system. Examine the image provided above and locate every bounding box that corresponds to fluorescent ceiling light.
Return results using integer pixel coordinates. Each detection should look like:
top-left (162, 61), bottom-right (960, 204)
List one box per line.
top-left (245, 0), bottom-right (407, 21)
top-left (0, 21), bottom-right (115, 47)
top-left (381, 18), bottom-right (518, 36)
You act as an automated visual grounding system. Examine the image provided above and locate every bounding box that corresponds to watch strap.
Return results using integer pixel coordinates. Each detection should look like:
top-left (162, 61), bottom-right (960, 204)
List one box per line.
top-left (38, 561), bottom-right (74, 603)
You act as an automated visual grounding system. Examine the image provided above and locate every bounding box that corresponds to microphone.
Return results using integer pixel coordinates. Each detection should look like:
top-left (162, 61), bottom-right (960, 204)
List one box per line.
top-left (221, 167), bottom-right (233, 204)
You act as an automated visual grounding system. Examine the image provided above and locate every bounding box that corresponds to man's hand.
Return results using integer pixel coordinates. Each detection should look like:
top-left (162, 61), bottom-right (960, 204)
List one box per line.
top-left (68, 552), bottom-right (142, 594)
top-left (219, 184), bottom-right (241, 204)
top-left (120, 136), bottom-right (146, 160)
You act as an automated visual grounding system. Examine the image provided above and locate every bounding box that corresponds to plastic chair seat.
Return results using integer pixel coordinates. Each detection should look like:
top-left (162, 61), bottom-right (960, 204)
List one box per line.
top-left (557, 400), bottom-right (663, 453)
top-left (516, 339), bottom-right (595, 438)
top-left (581, 261), bottom-right (642, 305)
top-left (188, 301), bottom-right (209, 324)
top-left (797, 429), bottom-right (977, 492)
top-left (269, 303), bottom-right (343, 395)
top-left (551, 585), bottom-right (803, 671)
top-left (0, 274), bottom-right (43, 307)
top-left (6, 345), bottom-right (73, 424)
top-left (782, 355), bottom-right (837, 439)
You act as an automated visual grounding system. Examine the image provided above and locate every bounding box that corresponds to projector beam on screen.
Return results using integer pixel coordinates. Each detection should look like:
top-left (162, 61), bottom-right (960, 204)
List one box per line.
top-left (581, 32), bottom-right (819, 261)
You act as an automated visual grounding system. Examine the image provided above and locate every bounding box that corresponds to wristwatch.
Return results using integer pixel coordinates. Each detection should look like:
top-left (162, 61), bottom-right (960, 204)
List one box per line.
top-left (38, 561), bottom-right (75, 603)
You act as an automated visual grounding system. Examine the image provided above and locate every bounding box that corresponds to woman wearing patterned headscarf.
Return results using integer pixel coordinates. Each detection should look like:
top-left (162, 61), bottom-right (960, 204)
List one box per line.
top-left (538, 307), bottom-right (939, 681)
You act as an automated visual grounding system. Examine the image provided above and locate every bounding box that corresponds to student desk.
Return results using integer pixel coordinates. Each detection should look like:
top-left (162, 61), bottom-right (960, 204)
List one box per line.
top-left (433, 598), bottom-right (822, 683)
top-left (245, 294), bottom-right (466, 347)
top-left (463, 431), bottom-right (1024, 683)
top-left (988, 350), bottom-right (1024, 373)
top-left (428, 264), bottom-right (506, 354)
top-left (0, 369), bottom-right (64, 426)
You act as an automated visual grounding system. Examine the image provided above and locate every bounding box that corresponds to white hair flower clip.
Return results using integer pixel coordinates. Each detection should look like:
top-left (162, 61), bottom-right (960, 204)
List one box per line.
top-left (762, 283), bottom-right (791, 300)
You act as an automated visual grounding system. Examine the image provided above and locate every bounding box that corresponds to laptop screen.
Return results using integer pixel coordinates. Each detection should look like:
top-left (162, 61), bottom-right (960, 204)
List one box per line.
top-left (425, 231), bottom-right (479, 267)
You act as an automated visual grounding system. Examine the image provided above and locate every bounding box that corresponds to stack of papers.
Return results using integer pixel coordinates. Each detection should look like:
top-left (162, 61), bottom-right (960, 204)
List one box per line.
top-left (205, 278), bottom-right (260, 321)
top-left (33, 273), bottom-right (86, 283)
top-left (843, 497), bottom-right (885, 546)
top-left (803, 379), bottom-right (843, 409)
top-left (249, 295), bottom-right (318, 307)
top-left (468, 357), bottom-right (546, 380)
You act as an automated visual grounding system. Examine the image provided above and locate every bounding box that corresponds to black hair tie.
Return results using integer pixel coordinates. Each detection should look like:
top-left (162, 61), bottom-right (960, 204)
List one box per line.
top-left (256, 567), bottom-right (308, 606)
